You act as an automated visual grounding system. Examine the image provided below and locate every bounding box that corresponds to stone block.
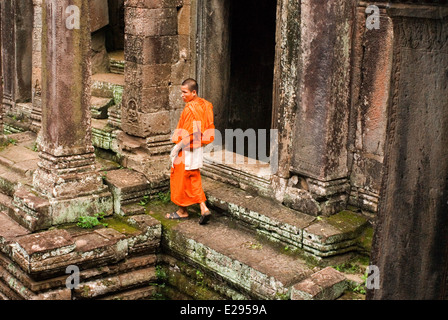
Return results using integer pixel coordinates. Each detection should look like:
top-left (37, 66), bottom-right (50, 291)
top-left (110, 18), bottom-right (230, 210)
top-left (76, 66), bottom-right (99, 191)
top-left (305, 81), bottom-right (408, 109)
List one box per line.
top-left (91, 120), bottom-right (120, 152)
top-left (91, 73), bottom-right (125, 101)
top-left (90, 0), bottom-right (110, 32)
top-left (121, 153), bottom-right (171, 181)
top-left (291, 267), bottom-right (347, 300)
top-left (177, 4), bottom-right (191, 35)
top-left (12, 229), bottom-right (76, 274)
top-left (122, 82), bottom-right (170, 116)
top-left (104, 169), bottom-right (151, 215)
top-left (91, 96), bottom-right (114, 119)
top-left (171, 59), bottom-right (191, 85)
top-left (0, 211), bottom-right (31, 255)
top-left (125, 61), bottom-right (171, 89)
top-left (12, 184), bottom-right (113, 232)
top-left (125, 0), bottom-right (182, 9)
top-left (74, 267), bottom-right (157, 299)
top-left (291, 0), bottom-right (355, 182)
top-left (125, 34), bottom-right (178, 65)
top-left (32, 288), bottom-right (72, 300)
top-left (122, 109), bottom-right (171, 138)
top-left (302, 210), bottom-right (368, 257)
top-left (125, 215), bottom-right (162, 254)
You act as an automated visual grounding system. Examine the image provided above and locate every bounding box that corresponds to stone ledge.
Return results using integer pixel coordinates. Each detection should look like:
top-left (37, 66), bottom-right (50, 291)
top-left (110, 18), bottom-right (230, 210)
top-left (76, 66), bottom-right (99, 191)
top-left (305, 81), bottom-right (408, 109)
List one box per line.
top-left (203, 177), bottom-right (369, 258)
top-left (11, 186), bottom-right (114, 232)
top-left (104, 168), bottom-right (152, 215)
top-left (291, 267), bottom-right (347, 300)
top-left (1, 213), bottom-right (161, 281)
top-left (0, 250), bottom-right (158, 300)
top-left (74, 266), bottom-right (157, 299)
top-left (161, 214), bottom-right (313, 300)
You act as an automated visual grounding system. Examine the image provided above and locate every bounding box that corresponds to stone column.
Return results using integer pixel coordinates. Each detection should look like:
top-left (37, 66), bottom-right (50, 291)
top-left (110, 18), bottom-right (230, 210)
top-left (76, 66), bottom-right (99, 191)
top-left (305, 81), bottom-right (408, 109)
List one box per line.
top-left (122, 0), bottom-right (176, 140)
top-left (0, 0), bottom-right (3, 136)
top-left (368, 4), bottom-right (448, 300)
top-left (284, 0), bottom-right (356, 216)
top-left (30, 0), bottom-right (43, 132)
top-left (119, 0), bottom-right (179, 179)
top-left (0, 0), bottom-right (33, 114)
top-left (270, 0), bottom-right (301, 202)
top-left (13, 0), bottom-right (113, 231)
top-left (347, 3), bottom-right (394, 216)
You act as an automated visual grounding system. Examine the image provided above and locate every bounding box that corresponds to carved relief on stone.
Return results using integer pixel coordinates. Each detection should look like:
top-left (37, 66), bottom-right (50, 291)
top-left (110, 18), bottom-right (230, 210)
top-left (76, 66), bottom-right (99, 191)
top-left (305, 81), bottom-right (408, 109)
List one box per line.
top-left (123, 98), bottom-right (140, 133)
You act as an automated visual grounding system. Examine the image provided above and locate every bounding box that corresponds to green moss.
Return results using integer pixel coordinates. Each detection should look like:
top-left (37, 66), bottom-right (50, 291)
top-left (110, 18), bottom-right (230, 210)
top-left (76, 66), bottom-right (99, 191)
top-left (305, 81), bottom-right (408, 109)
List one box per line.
top-left (81, 285), bottom-right (91, 298)
top-left (105, 216), bottom-right (141, 236)
top-left (146, 199), bottom-right (182, 231)
top-left (325, 210), bottom-right (368, 232)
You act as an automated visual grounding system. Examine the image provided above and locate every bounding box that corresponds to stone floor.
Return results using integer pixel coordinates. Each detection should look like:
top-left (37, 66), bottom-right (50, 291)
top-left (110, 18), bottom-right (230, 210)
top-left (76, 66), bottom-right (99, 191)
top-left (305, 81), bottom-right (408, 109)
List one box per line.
top-left (0, 131), bottom-right (369, 300)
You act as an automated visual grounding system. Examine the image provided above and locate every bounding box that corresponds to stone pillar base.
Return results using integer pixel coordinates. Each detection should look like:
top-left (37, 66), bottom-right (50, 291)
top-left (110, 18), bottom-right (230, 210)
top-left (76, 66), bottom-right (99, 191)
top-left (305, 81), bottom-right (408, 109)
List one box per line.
top-left (32, 150), bottom-right (107, 199)
top-left (117, 132), bottom-right (171, 184)
top-left (282, 175), bottom-right (350, 216)
top-left (348, 187), bottom-right (379, 214)
top-left (12, 185), bottom-right (113, 232)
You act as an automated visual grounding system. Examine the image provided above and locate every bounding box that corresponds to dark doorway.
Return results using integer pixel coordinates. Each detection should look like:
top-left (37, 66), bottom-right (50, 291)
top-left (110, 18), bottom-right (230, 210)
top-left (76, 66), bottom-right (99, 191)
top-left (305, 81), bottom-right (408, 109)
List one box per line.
top-left (105, 0), bottom-right (125, 52)
top-left (226, 0), bottom-right (277, 160)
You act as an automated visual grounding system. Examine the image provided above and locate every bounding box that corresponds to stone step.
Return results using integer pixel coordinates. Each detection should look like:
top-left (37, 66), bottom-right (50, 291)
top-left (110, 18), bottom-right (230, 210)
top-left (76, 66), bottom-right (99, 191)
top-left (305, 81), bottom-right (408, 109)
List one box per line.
top-left (107, 105), bottom-right (122, 129)
top-left (0, 211), bottom-right (31, 255)
top-left (91, 96), bottom-right (115, 119)
top-left (202, 150), bottom-right (273, 198)
top-left (91, 118), bottom-right (120, 152)
top-left (290, 266), bottom-right (348, 300)
top-left (104, 168), bottom-right (152, 216)
top-left (0, 162), bottom-right (32, 197)
top-left (202, 177), bottom-right (371, 259)
top-left (159, 213), bottom-right (314, 300)
top-left (148, 198), bottom-right (355, 300)
top-left (0, 144), bottom-right (39, 179)
top-left (91, 73), bottom-right (124, 106)
top-left (0, 212), bottom-right (161, 281)
top-left (0, 193), bottom-right (14, 216)
top-left (108, 50), bottom-right (125, 75)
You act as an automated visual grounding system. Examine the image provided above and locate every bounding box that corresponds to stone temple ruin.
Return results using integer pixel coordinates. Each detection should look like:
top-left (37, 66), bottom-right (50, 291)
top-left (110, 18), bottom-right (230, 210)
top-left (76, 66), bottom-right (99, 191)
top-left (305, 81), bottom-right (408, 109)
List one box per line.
top-left (0, 0), bottom-right (446, 300)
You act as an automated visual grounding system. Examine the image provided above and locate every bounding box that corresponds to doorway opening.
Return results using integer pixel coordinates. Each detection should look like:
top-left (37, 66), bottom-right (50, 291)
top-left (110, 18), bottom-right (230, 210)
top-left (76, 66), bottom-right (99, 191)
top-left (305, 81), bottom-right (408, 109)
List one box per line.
top-left (197, 0), bottom-right (278, 189)
top-left (226, 0), bottom-right (277, 161)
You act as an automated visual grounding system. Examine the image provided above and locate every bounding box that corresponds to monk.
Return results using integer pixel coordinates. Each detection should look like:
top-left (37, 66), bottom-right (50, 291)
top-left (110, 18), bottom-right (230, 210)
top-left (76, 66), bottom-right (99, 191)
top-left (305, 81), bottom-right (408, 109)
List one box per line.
top-left (166, 79), bottom-right (214, 225)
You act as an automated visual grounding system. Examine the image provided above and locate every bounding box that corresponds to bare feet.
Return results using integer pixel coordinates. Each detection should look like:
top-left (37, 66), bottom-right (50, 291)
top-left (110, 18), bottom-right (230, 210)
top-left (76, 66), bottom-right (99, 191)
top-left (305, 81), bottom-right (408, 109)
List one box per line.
top-left (199, 202), bottom-right (210, 216)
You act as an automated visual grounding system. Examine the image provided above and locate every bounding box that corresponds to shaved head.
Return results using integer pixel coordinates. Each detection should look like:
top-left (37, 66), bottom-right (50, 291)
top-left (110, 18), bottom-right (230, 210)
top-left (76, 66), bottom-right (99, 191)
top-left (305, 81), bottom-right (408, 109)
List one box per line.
top-left (182, 78), bottom-right (199, 93)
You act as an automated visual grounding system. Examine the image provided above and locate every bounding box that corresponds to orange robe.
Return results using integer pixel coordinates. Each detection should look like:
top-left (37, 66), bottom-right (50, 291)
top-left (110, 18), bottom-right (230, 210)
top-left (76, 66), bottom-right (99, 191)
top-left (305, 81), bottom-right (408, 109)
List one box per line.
top-left (170, 98), bottom-right (210, 207)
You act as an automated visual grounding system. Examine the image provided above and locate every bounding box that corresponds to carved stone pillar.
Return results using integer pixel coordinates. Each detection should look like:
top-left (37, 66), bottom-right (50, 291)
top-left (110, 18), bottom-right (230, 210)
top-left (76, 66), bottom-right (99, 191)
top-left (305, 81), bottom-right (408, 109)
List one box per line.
top-left (368, 4), bottom-right (448, 300)
top-left (284, 0), bottom-right (356, 216)
top-left (270, 0), bottom-right (301, 202)
top-left (30, 0), bottom-right (43, 132)
top-left (13, 0), bottom-right (113, 232)
top-left (1, 0), bottom-right (33, 114)
top-left (120, 0), bottom-right (180, 179)
top-left (122, 1), bottom-right (176, 140)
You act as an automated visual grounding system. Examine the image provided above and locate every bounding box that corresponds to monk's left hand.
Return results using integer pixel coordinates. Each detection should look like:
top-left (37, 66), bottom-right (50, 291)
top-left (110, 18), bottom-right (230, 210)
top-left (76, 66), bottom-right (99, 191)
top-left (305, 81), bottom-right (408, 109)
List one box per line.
top-left (170, 143), bottom-right (182, 167)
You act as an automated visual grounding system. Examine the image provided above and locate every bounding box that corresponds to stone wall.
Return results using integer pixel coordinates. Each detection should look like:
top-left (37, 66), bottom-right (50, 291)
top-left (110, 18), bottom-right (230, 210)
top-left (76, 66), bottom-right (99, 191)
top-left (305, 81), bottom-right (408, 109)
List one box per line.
top-left (368, 3), bottom-right (448, 299)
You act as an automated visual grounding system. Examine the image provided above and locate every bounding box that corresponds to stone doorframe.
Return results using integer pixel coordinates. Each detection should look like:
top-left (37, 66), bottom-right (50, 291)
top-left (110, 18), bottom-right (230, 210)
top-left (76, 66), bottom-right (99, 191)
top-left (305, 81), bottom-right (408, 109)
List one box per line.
top-left (194, 0), bottom-right (356, 218)
top-left (194, 0), bottom-right (299, 199)
top-left (120, 0), bottom-right (358, 218)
